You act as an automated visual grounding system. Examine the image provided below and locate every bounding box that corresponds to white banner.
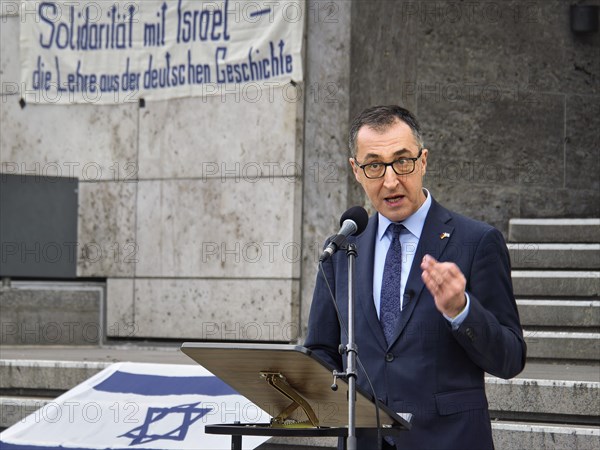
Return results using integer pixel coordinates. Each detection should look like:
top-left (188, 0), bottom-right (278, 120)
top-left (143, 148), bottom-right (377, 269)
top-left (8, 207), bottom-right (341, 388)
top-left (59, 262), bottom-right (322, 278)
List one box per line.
top-left (19, 0), bottom-right (304, 104)
top-left (0, 362), bottom-right (271, 449)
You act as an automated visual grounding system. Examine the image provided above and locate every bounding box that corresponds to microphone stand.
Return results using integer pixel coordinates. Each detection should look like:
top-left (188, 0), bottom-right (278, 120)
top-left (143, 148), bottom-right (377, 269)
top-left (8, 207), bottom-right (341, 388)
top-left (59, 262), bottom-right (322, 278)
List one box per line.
top-left (332, 243), bottom-right (358, 450)
top-left (346, 243), bottom-right (358, 450)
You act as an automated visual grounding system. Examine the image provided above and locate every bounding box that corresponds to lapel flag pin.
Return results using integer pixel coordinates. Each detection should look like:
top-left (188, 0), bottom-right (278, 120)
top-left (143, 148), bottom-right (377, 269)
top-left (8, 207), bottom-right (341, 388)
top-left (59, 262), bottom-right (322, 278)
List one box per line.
top-left (440, 232), bottom-right (450, 240)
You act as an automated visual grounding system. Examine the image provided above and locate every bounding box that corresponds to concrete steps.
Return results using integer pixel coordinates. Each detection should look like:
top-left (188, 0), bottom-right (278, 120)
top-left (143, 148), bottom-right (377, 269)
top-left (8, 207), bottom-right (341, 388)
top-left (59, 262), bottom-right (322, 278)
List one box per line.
top-left (487, 374), bottom-right (600, 424)
top-left (502, 218), bottom-right (600, 448)
top-left (509, 219), bottom-right (600, 365)
top-left (0, 345), bottom-right (192, 429)
top-left (0, 359), bottom-right (110, 391)
top-left (0, 282), bottom-right (107, 432)
top-left (517, 299), bottom-right (600, 329)
top-left (508, 243), bottom-right (600, 269)
top-left (265, 423), bottom-right (600, 450)
top-left (1, 347), bottom-right (599, 448)
top-left (490, 360), bottom-right (600, 449)
top-left (491, 421), bottom-right (600, 449)
top-left (508, 218), bottom-right (600, 243)
top-left (518, 299), bottom-right (599, 361)
top-left (512, 270), bottom-right (599, 298)
top-left (524, 331), bottom-right (600, 361)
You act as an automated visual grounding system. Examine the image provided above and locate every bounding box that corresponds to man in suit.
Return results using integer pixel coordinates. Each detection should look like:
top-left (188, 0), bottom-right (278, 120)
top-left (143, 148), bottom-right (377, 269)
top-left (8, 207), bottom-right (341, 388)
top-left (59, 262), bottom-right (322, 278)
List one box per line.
top-left (304, 105), bottom-right (526, 449)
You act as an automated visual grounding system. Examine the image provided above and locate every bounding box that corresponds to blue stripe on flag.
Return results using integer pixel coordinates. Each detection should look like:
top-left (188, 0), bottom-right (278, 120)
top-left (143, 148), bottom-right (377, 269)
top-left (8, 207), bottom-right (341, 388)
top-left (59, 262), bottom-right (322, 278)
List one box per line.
top-left (0, 443), bottom-right (132, 450)
top-left (92, 371), bottom-right (238, 396)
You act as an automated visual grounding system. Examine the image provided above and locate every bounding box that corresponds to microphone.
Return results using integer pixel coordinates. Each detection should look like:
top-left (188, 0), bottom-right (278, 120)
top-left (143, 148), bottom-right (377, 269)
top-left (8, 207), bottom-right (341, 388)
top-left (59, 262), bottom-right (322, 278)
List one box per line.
top-left (319, 206), bottom-right (369, 262)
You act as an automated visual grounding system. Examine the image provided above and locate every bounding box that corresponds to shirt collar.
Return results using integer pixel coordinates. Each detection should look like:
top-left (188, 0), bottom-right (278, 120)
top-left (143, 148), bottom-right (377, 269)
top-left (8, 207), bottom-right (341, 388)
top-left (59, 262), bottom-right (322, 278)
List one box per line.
top-left (377, 188), bottom-right (432, 240)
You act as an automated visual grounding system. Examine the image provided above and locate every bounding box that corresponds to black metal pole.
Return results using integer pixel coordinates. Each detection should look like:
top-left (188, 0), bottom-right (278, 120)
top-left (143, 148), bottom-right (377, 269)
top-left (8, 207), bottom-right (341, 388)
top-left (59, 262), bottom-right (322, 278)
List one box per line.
top-left (346, 243), bottom-right (358, 450)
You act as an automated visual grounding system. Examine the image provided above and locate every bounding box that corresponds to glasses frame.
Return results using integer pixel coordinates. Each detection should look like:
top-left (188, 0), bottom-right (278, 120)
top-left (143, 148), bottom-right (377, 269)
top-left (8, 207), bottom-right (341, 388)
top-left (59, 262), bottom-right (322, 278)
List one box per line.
top-left (353, 148), bottom-right (424, 179)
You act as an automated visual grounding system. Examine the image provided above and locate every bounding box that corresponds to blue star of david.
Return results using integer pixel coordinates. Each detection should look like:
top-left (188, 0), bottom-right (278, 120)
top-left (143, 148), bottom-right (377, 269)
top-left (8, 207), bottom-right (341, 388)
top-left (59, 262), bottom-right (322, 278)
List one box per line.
top-left (120, 402), bottom-right (211, 445)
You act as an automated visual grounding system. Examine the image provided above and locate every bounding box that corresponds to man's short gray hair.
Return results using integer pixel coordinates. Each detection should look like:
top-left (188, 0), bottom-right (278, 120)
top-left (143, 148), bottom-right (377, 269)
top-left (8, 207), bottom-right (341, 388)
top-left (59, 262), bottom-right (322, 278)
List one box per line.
top-left (348, 105), bottom-right (424, 156)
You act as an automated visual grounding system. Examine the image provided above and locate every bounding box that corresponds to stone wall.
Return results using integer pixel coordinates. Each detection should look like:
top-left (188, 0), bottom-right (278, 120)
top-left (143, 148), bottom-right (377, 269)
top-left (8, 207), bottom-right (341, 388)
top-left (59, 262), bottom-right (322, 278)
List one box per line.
top-left (349, 0), bottom-right (600, 234)
top-left (1, 1), bottom-right (598, 341)
top-left (0, 2), bottom-right (305, 342)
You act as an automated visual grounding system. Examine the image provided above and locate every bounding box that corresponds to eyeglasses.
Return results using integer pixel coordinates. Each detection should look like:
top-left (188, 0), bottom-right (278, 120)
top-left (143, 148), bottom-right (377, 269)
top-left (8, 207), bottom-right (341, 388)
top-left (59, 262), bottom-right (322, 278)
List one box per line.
top-left (354, 149), bottom-right (423, 179)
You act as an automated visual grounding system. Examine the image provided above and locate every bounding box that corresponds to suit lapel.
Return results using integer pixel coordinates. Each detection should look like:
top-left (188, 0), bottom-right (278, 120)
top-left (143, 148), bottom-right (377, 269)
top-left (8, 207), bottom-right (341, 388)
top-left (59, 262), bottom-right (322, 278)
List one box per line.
top-left (388, 199), bottom-right (455, 347)
top-left (354, 215), bottom-right (388, 350)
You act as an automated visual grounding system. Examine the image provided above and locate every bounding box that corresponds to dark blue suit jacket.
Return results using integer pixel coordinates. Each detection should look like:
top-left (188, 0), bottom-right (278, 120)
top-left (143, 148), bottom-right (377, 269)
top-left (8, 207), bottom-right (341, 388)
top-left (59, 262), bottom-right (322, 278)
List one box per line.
top-left (305, 198), bottom-right (526, 449)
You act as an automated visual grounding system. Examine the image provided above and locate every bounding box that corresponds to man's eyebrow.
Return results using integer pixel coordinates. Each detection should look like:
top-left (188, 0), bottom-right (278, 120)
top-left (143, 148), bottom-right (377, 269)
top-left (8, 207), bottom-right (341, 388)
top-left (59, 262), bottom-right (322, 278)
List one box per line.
top-left (361, 148), bottom-right (413, 161)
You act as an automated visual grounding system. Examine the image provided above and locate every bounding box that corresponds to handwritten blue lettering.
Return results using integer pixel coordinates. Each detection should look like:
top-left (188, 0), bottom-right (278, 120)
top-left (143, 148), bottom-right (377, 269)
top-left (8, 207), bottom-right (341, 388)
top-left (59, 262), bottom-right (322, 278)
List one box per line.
top-left (144, 2), bottom-right (168, 47)
top-left (187, 50), bottom-right (211, 84)
top-left (143, 53), bottom-right (186, 89)
top-left (50, 56), bottom-right (119, 94)
top-left (121, 57), bottom-right (141, 91)
top-left (216, 40), bottom-right (293, 83)
top-left (32, 56), bottom-right (52, 90)
top-left (177, 0), bottom-right (230, 44)
top-left (38, 2), bottom-right (134, 51)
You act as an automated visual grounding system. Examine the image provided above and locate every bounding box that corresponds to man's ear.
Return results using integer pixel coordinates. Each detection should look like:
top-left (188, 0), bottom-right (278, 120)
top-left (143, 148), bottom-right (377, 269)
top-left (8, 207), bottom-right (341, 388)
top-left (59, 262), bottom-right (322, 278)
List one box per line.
top-left (349, 157), bottom-right (361, 181)
top-left (420, 148), bottom-right (428, 176)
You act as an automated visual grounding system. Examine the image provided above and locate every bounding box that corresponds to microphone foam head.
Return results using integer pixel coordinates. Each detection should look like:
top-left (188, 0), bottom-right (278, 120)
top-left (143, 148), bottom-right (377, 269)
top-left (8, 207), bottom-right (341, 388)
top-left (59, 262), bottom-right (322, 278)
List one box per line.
top-left (340, 206), bottom-right (369, 236)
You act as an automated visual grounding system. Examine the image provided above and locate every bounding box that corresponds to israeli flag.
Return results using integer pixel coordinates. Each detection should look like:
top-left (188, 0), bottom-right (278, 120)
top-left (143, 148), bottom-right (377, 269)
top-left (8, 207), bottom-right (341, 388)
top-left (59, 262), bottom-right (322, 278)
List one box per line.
top-left (1, 362), bottom-right (271, 449)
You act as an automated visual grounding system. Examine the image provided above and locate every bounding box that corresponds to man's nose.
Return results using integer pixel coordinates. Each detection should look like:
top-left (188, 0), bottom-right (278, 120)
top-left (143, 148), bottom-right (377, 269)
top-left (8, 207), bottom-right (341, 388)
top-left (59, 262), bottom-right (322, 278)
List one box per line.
top-left (382, 165), bottom-right (400, 189)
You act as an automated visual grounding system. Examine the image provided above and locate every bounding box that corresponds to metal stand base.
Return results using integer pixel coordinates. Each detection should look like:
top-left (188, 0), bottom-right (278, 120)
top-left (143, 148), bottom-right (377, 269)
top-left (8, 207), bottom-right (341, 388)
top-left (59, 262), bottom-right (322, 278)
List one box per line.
top-left (206, 423), bottom-right (404, 450)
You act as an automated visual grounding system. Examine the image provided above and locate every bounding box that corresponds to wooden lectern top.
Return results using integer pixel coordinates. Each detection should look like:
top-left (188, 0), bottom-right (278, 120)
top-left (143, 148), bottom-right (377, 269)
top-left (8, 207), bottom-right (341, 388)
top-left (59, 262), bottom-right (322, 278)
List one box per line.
top-left (180, 342), bottom-right (411, 430)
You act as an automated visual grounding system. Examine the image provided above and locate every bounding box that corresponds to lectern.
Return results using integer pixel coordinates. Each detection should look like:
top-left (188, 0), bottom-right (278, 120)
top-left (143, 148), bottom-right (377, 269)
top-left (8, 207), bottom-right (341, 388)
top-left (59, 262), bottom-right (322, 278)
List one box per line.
top-left (180, 343), bottom-right (411, 449)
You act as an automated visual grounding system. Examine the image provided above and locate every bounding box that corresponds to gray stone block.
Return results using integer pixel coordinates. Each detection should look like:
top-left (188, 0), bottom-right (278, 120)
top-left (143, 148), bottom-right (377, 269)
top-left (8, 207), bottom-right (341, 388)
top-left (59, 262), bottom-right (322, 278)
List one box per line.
top-left (566, 95), bottom-right (600, 192)
top-left (135, 179), bottom-right (301, 279)
top-left (414, 0), bottom-right (599, 96)
top-left (426, 184), bottom-right (520, 237)
top-left (416, 89), bottom-right (565, 235)
top-left (517, 300), bottom-right (600, 328)
top-left (518, 188), bottom-right (600, 223)
top-left (133, 278), bottom-right (299, 340)
top-left (517, 361), bottom-right (600, 383)
top-left (350, 0), bottom-right (419, 114)
top-left (0, 287), bottom-right (102, 345)
top-left (420, 92), bottom-right (564, 189)
top-left (77, 182), bottom-right (137, 277)
top-left (0, 13), bottom-right (19, 95)
top-left (492, 422), bottom-right (600, 450)
top-left (0, 360), bottom-right (108, 390)
top-left (106, 279), bottom-right (135, 338)
top-left (0, 99), bottom-right (138, 181)
top-left (486, 376), bottom-right (600, 418)
top-left (509, 218), bottom-right (600, 243)
top-left (302, 0), bottom-right (353, 341)
top-left (524, 331), bottom-right (600, 361)
top-left (509, 244), bottom-right (600, 269)
top-left (0, 397), bottom-right (51, 429)
top-left (511, 270), bottom-right (600, 297)
top-left (137, 91), bottom-right (299, 180)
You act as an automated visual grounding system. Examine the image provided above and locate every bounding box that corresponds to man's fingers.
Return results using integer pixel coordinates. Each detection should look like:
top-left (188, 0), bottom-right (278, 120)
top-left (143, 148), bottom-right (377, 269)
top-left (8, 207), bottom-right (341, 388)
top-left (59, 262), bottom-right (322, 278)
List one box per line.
top-left (426, 269), bottom-right (444, 286)
top-left (421, 256), bottom-right (466, 294)
top-left (422, 259), bottom-right (450, 286)
top-left (446, 263), bottom-right (463, 278)
top-left (423, 275), bottom-right (439, 291)
top-left (421, 255), bottom-right (467, 317)
top-left (421, 270), bottom-right (441, 295)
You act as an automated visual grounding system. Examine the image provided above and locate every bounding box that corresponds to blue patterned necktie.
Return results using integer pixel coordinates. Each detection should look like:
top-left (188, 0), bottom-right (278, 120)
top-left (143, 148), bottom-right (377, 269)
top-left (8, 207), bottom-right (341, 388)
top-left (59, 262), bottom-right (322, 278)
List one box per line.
top-left (380, 223), bottom-right (404, 345)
